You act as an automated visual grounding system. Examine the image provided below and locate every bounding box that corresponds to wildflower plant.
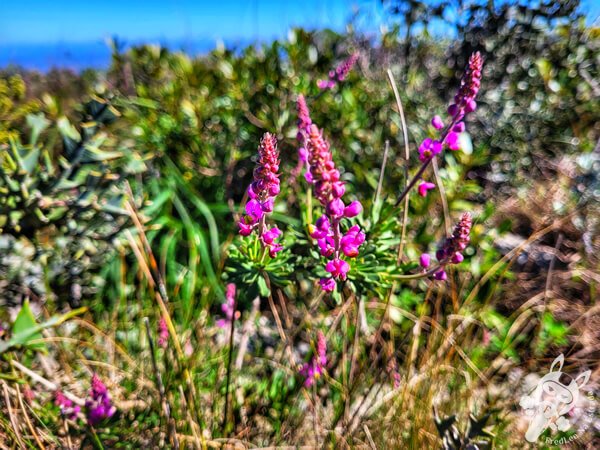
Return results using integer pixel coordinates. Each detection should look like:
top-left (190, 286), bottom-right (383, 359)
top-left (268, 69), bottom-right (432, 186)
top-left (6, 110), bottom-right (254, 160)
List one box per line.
top-left (297, 97), bottom-right (365, 292)
top-left (226, 133), bottom-right (295, 297)
top-left (85, 374), bottom-right (115, 426)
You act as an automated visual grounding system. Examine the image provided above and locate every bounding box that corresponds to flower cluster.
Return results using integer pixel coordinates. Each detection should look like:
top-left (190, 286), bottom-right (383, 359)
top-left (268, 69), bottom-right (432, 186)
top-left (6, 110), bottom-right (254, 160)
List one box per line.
top-left (317, 53), bottom-right (359, 90)
top-left (85, 374), bottom-right (116, 426)
top-left (386, 358), bottom-right (401, 389)
top-left (293, 94), bottom-right (313, 181)
top-left (422, 212), bottom-right (472, 280)
top-left (299, 331), bottom-right (327, 387)
top-left (55, 391), bottom-right (80, 420)
top-left (157, 317), bottom-right (169, 349)
top-left (216, 283), bottom-right (240, 328)
top-left (416, 52), bottom-right (483, 197)
top-left (301, 109), bottom-right (364, 291)
top-left (238, 133), bottom-right (283, 258)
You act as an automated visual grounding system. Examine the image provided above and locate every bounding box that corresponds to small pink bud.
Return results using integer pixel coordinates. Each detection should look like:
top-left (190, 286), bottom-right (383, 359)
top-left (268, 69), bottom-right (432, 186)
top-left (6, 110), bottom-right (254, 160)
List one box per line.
top-left (453, 122), bottom-right (465, 133)
top-left (332, 181), bottom-right (346, 198)
top-left (261, 198), bottom-right (274, 212)
top-left (419, 253), bottom-right (431, 269)
top-left (448, 104), bottom-right (458, 117)
top-left (451, 252), bottom-right (464, 263)
top-left (238, 222), bottom-right (253, 236)
top-left (434, 270), bottom-right (447, 281)
top-left (464, 99), bottom-right (477, 113)
top-left (326, 198), bottom-right (345, 218)
top-left (431, 115), bottom-right (444, 130)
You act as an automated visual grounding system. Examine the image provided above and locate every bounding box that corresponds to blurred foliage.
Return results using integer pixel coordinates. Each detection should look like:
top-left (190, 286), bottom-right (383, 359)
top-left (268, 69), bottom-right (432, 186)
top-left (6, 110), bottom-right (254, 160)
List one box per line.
top-left (0, 96), bottom-right (144, 306)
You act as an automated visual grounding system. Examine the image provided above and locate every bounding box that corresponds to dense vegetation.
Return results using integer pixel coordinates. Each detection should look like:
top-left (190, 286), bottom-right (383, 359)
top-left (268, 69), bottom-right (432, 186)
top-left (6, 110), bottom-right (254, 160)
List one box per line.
top-left (0, 1), bottom-right (598, 448)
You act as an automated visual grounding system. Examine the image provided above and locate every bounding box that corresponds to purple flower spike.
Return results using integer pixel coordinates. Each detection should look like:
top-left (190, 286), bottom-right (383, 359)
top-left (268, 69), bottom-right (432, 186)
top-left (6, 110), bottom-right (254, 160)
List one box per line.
top-left (431, 213), bottom-right (472, 279)
top-left (419, 253), bottom-right (431, 269)
top-left (449, 52), bottom-right (483, 122)
top-left (85, 374), bottom-right (115, 426)
top-left (217, 283), bottom-right (239, 329)
top-left (238, 133), bottom-right (283, 258)
top-left (299, 331), bottom-right (328, 386)
top-left (317, 53), bottom-right (359, 90)
top-left (299, 99), bottom-right (364, 292)
top-left (157, 317), bottom-right (169, 349)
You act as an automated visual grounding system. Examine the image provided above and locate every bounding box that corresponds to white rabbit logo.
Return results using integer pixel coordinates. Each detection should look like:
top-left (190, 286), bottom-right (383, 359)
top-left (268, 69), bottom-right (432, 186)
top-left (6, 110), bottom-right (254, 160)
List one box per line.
top-left (520, 354), bottom-right (591, 443)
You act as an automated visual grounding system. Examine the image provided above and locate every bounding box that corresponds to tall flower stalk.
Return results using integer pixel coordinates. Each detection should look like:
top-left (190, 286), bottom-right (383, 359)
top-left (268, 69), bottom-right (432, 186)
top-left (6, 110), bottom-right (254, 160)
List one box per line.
top-left (299, 331), bottom-right (327, 386)
top-left (238, 132), bottom-right (283, 258)
top-left (418, 212), bottom-right (473, 280)
top-left (297, 98), bottom-right (364, 292)
top-left (395, 52), bottom-right (483, 206)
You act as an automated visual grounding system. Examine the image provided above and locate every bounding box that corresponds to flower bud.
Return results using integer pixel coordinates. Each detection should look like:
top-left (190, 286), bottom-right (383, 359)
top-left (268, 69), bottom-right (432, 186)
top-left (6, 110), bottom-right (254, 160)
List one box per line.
top-left (344, 200), bottom-right (362, 218)
top-left (326, 198), bottom-right (345, 218)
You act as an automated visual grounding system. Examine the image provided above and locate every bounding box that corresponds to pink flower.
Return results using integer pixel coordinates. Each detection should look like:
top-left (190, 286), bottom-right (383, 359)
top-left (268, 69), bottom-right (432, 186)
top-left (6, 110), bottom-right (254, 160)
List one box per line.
top-left (419, 253), bottom-right (431, 269)
top-left (299, 331), bottom-right (328, 386)
top-left (453, 122), bottom-right (465, 133)
top-left (325, 258), bottom-right (350, 280)
top-left (340, 225), bottom-right (365, 258)
top-left (417, 181), bottom-right (436, 197)
top-left (326, 198), bottom-right (345, 218)
top-left (157, 317), bottom-right (169, 349)
top-left (434, 270), bottom-right (447, 281)
top-left (319, 277), bottom-right (336, 292)
top-left (55, 391), bottom-right (80, 420)
top-left (86, 374), bottom-right (115, 426)
top-left (217, 283), bottom-right (239, 328)
top-left (446, 132), bottom-right (461, 151)
top-left (418, 138), bottom-right (442, 162)
top-left (317, 53), bottom-right (359, 90)
top-left (431, 115), bottom-right (444, 130)
top-left (343, 200), bottom-right (362, 218)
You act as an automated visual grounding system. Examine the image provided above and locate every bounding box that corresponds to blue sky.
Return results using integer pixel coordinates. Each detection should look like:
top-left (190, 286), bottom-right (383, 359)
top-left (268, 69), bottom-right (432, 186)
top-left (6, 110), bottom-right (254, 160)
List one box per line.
top-left (1, 0), bottom-right (598, 71)
top-left (0, 1), bottom-right (358, 44)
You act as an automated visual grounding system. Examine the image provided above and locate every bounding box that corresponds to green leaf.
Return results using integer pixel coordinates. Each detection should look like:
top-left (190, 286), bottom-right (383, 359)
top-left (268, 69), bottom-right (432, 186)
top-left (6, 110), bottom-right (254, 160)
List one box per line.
top-left (26, 113), bottom-right (50, 147)
top-left (19, 147), bottom-right (40, 175)
top-left (257, 276), bottom-right (271, 298)
top-left (11, 300), bottom-right (45, 352)
top-left (0, 307), bottom-right (87, 354)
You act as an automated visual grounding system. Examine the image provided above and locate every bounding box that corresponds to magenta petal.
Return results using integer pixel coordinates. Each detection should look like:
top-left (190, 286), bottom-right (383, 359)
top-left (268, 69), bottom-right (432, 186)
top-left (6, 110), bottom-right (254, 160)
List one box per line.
top-left (344, 200), bottom-right (362, 218)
